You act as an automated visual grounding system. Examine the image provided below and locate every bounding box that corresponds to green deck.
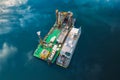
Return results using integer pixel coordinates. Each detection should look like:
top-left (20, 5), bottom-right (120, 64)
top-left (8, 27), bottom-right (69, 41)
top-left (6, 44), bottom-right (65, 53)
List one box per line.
top-left (33, 45), bottom-right (43, 58)
top-left (33, 28), bottom-right (61, 62)
top-left (45, 29), bottom-right (61, 43)
top-left (51, 50), bottom-right (60, 63)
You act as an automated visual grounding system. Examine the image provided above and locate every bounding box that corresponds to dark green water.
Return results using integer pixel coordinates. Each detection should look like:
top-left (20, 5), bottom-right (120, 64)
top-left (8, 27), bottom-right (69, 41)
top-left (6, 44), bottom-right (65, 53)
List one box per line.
top-left (0, 0), bottom-right (120, 80)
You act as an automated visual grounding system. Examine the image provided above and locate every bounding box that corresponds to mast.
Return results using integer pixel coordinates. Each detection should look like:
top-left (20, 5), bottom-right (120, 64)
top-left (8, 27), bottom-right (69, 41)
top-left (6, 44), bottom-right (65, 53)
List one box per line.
top-left (37, 31), bottom-right (43, 44)
top-left (56, 9), bottom-right (58, 24)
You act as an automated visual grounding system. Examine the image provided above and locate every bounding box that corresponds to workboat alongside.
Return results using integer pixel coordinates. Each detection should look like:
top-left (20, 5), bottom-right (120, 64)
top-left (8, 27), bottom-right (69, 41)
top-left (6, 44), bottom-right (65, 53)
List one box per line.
top-left (33, 10), bottom-right (81, 68)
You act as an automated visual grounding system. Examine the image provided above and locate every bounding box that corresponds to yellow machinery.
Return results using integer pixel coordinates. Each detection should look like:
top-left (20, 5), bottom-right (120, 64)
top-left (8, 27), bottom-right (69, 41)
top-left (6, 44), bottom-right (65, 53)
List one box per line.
top-left (40, 49), bottom-right (50, 60)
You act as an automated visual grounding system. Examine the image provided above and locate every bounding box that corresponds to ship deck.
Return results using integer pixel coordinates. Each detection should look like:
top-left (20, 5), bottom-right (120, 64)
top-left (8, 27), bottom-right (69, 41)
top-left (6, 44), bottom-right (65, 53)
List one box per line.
top-left (45, 29), bottom-right (61, 43)
top-left (33, 28), bottom-right (61, 63)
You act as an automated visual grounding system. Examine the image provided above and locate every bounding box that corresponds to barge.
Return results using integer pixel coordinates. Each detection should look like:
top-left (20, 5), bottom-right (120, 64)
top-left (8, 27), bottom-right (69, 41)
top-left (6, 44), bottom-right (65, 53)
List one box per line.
top-left (33, 10), bottom-right (81, 68)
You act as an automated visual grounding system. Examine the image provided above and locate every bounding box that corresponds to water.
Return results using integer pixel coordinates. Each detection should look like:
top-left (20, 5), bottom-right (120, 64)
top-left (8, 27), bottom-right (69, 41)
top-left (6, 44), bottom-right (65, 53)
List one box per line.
top-left (0, 0), bottom-right (120, 80)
